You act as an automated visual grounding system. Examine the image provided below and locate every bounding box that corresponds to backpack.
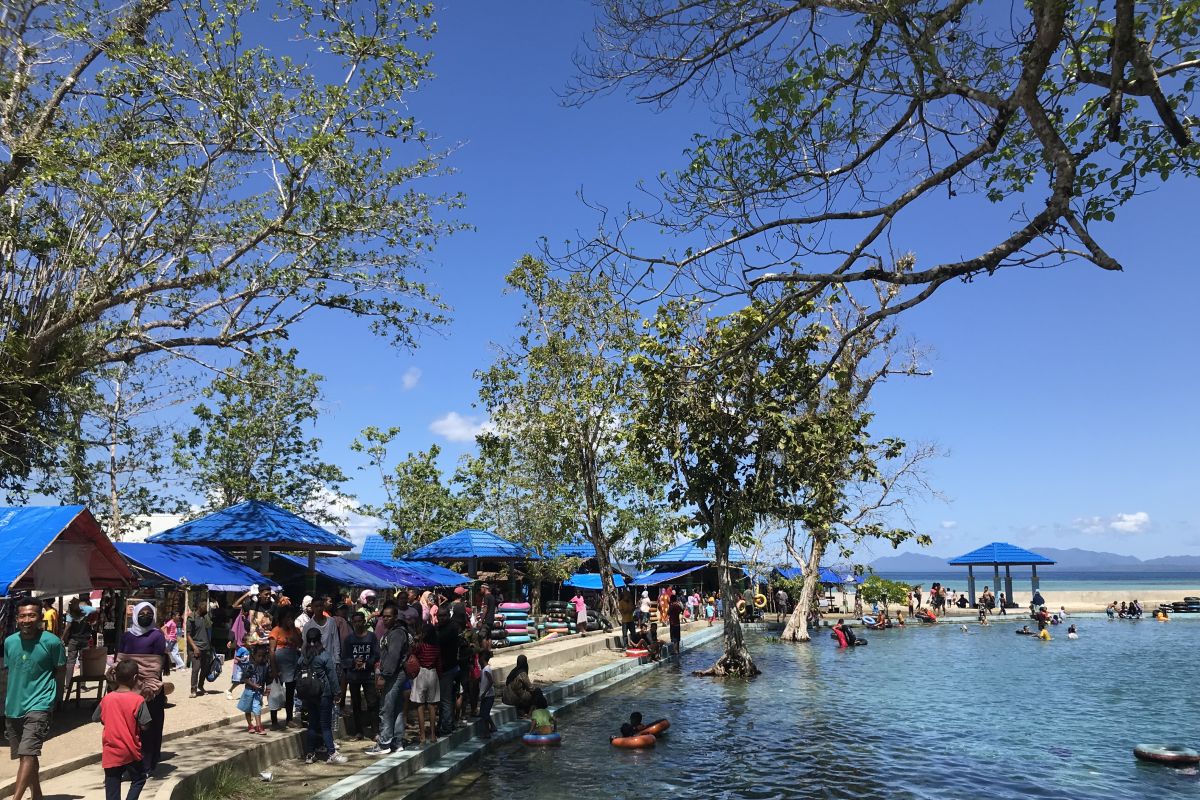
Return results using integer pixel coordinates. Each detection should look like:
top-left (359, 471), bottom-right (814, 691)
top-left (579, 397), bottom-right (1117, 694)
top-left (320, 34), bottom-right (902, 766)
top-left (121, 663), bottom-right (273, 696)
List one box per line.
top-left (295, 656), bottom-right (324, 703)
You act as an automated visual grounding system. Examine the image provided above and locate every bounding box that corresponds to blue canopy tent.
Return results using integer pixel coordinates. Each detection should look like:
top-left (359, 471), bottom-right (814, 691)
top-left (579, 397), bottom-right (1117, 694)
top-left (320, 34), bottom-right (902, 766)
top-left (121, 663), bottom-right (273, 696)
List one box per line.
top-left (148, 500), bottom-right (353, 591)
top-left (632, 565), bottom-right (706, 586)
top-left (117, 543), bottom-right (280, 592)
top-left (543, 541), bottom-right (597, 559)
top-left (772, 566), bottom-right (804, 581)
top-left (948, 542), bottom-right (1056, 608)
top-left (0, 506), bottom-right (134, 597)
top-left (647, 539), bottom-right (747, 565)
top-left (564, 572), bottom-right (626, 590)
top-left (360, 535), bottom-right (401, 563)
top-left (271, 553), bottom-right (390, 590)
top-left (354, 558), bottom-right (469, 589)
top-left (403, 529), bottom-right (530, 578)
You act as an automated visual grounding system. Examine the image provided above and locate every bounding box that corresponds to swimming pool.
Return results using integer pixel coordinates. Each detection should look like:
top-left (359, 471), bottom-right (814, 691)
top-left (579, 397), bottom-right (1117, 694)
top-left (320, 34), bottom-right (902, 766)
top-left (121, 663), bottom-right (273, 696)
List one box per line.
top-left (418, 618), bottom-right (1200, 799)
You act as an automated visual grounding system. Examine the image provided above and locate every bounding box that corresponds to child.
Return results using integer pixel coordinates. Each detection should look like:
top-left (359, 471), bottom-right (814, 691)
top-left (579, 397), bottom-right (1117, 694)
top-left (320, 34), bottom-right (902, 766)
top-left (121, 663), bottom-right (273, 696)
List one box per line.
top-left (647, 623), bottom-right (662, 660)
top-left (162, 611), bottom-right (185, 670)
top-left (93, 660), bottom-right (151, 800)
top-left (529, 689), bottom-right (556, 734)
top-left (477, 650), bottom-right (497, 738)
top-left (705, 598), bottom-right (716, 627)
top-left (227, 641), bottom-right (251, 700)
top-left (237, 645), bottom-right (271, 734)
top-left (619, 712), bottom-right (644, 738)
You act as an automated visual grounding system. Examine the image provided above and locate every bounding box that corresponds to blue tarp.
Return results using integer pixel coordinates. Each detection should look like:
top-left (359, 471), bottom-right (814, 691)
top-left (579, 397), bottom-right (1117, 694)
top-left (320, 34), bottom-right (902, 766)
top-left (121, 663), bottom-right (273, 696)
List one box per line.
top-left (544, 541), bottom-right (597, 559)
top-left (647, 539), bottom-right (747, 565)
top-left (404, 529), bottom-right (529, 561)
top-left (947, 542), bottom-right (1056, 566)
top-left (147, 501), bottom-right (352, 550)
top-left (564, 572), bottom-right (626, 590)
top-left (272, 553), bottom-right (392, 589)
top-left (0, 506), bottom-right (133, 597)
top-left (632, 565), bottom-right (707, 585)
top-left (773, 566), bottom-right (804, 580)
top-left (817, 566), bottom-right (862, 585)
top-left (117, 543), bottom-right (279, 592)
top-left (355, 559), bottom-right (469, 588)
top-left (359, 535), bottom-right (399, 562)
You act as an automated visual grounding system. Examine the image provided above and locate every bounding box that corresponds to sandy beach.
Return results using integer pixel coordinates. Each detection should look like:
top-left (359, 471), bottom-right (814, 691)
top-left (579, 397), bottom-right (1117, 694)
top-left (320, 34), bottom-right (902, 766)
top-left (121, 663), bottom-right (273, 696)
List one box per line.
top-left (830, 586), bottom-right (1200, 615)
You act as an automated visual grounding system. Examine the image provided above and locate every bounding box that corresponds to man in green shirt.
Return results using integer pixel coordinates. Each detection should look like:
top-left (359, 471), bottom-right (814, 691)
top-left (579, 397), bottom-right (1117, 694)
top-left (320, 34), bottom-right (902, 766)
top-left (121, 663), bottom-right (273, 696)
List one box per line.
top-left (5, 596), bottom-right (66, 800)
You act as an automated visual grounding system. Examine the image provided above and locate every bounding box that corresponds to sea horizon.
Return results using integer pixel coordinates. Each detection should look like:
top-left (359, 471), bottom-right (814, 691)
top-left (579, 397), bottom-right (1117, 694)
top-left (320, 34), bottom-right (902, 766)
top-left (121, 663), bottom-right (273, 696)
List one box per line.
top-left (873, 570), bottom-right (1200, 593)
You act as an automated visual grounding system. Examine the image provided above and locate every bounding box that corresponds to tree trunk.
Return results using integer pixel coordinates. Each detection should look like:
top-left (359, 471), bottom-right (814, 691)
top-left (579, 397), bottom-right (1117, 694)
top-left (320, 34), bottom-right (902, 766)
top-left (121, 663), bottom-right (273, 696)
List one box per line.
top-left (591, 532), bottom-right (620, 623)
top-left (781, 533), bottom-right (826, 642)
top-left (694, 533), bottom-right (759, 677)
top-left (530, 575), bottom-right (542, 618)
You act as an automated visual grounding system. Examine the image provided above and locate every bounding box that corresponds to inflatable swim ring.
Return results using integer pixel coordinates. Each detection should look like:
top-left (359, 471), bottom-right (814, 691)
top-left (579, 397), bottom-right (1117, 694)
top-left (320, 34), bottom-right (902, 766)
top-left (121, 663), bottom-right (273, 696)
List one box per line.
top-left (611, 734), bottom-right (656, 749)
top-left (506, 635), bottom-right (533, 644)
top-left (753, 593), bottom-right (767, 609)
top-left (523, 732), bottom-right (562, 747)
top-left (735, 599), bottom-right (747, 614)
top-left (625, 648), bottom-right (649, 658)
top-left (642, 719), bottom-right (670, 736)
top-left (1133, 744), bottom-right (1200, 766)
top-left (861, 615), bottom-right (876, 627)
top-left (499, 602), bottom-right (531, 611)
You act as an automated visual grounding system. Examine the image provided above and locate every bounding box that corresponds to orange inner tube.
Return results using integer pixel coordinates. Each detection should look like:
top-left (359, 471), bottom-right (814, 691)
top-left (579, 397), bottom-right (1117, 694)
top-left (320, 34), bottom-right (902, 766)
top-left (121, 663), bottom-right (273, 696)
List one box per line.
top-left (611, 734), bottom-right (656, 749)
top-left (642, 719), bottom-right (670, 736)
top-left (625, 648), bottom-right (649, 657)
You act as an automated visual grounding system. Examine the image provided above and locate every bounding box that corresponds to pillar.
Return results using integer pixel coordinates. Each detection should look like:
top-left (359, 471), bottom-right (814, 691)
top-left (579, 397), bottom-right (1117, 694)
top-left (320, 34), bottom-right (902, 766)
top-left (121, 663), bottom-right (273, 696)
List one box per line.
top-left (1031, 565), bottom-right (1040, 594)
top-left (993, 564), bottom-right (1001, 599)
top-left (307, 550), bottom-right (317, 595)
top-left (467, 557), bottom-right (478, 579)
top-left (259, 545), bottom-right (270, 575)
top-left (967, 566), bottom-right (976, 607)
top-left (1004, 566), bottom-right (1014, 607)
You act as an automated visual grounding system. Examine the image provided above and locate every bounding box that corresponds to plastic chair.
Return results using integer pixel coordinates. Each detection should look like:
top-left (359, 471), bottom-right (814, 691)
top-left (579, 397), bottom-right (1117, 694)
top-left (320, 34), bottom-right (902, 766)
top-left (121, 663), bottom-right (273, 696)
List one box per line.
top-left (68, 647), bottom-right (108, 706)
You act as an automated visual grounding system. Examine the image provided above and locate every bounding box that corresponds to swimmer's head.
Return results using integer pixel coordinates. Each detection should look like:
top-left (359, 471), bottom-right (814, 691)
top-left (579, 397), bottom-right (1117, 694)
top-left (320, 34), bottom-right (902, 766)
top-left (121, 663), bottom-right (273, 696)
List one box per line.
top-left (630, 712), bottom-right (642, 724)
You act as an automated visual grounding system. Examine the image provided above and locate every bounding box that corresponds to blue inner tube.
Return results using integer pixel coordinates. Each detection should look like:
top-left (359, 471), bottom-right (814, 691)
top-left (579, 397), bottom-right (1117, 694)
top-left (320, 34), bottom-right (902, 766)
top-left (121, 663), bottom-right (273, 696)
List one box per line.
top-left (523, 732), bottom-right (561, 746)
top-left (861, 615), bottom-right (876, 626)
top-left (506, 635), bottom-right (533, 644)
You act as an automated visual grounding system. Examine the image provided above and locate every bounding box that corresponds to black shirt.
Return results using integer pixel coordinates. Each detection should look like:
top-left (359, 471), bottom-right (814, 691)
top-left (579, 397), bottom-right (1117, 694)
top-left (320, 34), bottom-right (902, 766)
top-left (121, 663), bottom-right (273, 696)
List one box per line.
top-left (482, 593), bottom-right (497, 626)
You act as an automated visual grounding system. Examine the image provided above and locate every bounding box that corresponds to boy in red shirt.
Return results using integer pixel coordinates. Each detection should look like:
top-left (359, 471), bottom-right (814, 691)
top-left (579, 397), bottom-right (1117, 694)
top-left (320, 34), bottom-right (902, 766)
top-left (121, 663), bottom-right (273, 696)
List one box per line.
top-left (93, 660), bottom-right (151, 800)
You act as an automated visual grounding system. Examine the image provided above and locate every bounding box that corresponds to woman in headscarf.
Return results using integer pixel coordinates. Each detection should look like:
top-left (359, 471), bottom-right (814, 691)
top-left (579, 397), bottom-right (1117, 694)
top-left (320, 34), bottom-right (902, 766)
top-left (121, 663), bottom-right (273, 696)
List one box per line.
top-left (501, 653), bottom-right (534, 718)
top-left (115, 602), bottom-right (170, 774)
top-left (295, 596), bottom-right (314, 629)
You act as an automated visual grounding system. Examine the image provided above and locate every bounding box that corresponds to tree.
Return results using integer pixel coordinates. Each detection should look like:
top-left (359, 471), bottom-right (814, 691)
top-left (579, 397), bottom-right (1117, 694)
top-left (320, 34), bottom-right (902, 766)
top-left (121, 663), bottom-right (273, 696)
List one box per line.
top-left (174, 346), bottom-right (347, 526)
top-left (1, 0), bottom-right (460, 487)
top-left (779, 288), bottom-right (936, 643)
top-left (631, 296), bottom-right (844, 677)
top-left (476, 256), bottom-right (672, 621)
top-left (570, 1), bottom-right (1199, 357)
top-left (351, 427), bottom-right (472, 553)
top-left (858, 575), bottom-right (911, 616)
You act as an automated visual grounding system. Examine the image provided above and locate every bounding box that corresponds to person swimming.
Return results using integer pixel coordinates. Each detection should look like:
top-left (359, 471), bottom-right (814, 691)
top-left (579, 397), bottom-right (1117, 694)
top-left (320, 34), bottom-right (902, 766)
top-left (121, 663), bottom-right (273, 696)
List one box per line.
top-left (1067, 624), bottom-right (1078, 639)
top-left (529, 689), bottom-right (556, 734)
top-left (1015, 625), bottom-right (1033, 635)
top-left (619, 712), bottom-right (645, 738)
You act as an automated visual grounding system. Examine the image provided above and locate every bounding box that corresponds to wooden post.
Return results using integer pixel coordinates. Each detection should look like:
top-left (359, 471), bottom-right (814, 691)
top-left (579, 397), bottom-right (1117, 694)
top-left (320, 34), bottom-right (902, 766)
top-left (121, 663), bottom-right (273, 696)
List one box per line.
top-left (307, 550), bottom-right (317, 595)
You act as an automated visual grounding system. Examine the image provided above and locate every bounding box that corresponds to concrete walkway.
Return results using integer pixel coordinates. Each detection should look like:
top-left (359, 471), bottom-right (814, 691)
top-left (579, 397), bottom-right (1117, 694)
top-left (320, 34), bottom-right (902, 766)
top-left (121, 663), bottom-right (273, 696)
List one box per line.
top-left (0, 684), bottom-right (251, 799)
top-left (10, 626), bottom-right (667, 800)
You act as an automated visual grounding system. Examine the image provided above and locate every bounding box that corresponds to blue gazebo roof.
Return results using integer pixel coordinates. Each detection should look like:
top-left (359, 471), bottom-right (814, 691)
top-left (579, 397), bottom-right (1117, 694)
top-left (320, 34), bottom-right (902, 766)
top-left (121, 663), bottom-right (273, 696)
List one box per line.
top-left (947, 542), bottom-right (1055, 566)
top-left (147, 501), bottom-right (352, 551)
top-left (647, 538), bottom-right (747, 565)
top-left (360, 534), bottom-right (400, 562)
top-left (403, 529), bottom-right (530, 561)
top-left (119, 543), bottom-right (280, 592)
top-left (0, 506), bottom-right (134, 596)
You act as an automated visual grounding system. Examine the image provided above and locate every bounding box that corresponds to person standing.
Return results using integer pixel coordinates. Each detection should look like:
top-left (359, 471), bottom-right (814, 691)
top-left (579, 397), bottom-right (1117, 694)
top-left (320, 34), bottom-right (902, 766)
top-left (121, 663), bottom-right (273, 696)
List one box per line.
top-left (480, 585), bottom-right (497, 644)
top-left (340, 611), bottom-right (379, 740)
top-left (40, 600), bottom-right (58, 637)
top-left (93, 660), bottom-right (151, 800)
top-left (298, 628), bottom-right (345, 764)
top-left (638, 591), bottom-right (651, 626)
top-left (998, 593), bottom-right (1008, 615)
top-left (186, 604), bottom-right (213, 697)
top-left (617, 591), bottom-right (635, 645)
top-left (667, 594), bottom-right (684, 657)
top-left (435, 594), bottom-right (465, 735)
top-left (5, 597), bottom-right (66, 800)
top-left (60, 602), bottom-right (96, 704)
top-left (775, 587), bottom-right (789, 622)
top-left (366, 603), bottom-right (413, 755)
top-left (269, 606), bottom-right (303, 730)
top-left (115, 603), bottom-right (170, 775)
top-left (570, 592), bottom-right (588, 637)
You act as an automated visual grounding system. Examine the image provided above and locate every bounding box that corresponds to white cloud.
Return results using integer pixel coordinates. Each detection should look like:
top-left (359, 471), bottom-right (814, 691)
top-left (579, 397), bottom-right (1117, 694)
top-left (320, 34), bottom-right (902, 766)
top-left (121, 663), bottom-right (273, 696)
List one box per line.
top-left (429, 411), bottom-right (494, 443)
top-left (401, 367), bottom-right (422, 391)
top-left (1110, 511), bottom-right (1151, 534)
top-left (940, 521), bottom-right (957, 530)
top-left (1071, 512), bottom-right (1151, 535)
top-left (313, 490), bottom-right (381, 550)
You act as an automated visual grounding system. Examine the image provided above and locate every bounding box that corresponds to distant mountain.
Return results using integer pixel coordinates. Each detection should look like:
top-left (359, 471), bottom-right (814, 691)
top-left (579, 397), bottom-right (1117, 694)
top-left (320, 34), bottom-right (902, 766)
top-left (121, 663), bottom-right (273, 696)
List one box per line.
top-left (871, 546), bottom-right (1200, 572)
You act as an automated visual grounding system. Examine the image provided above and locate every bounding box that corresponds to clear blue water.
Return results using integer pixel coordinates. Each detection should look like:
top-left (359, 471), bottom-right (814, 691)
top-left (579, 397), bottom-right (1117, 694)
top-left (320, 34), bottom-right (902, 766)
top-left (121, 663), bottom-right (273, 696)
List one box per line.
top-left (425, 620), bottom-right (1200, 799)
top-left (876, 571), bottom-right (1200, 593)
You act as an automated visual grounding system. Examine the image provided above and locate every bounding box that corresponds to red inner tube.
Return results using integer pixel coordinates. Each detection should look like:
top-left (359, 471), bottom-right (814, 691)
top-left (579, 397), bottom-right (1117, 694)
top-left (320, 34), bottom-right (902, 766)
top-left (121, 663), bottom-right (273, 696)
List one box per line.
top-left (625, 648), bottom-right (649, 657)
top-left (642, 719), bottom-right (670, 736)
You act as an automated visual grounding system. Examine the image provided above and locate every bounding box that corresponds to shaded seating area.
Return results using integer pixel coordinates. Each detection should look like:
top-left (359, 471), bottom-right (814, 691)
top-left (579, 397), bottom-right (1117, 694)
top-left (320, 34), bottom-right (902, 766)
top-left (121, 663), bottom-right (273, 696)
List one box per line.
top-left (117, 542), bottom-right (280, 591)
top-left (402, 528), bottom-right (531, 578)
top-left (948, 542), bottom-right (1056, 608)
top-left (636, 538), bottom-right (748, 591)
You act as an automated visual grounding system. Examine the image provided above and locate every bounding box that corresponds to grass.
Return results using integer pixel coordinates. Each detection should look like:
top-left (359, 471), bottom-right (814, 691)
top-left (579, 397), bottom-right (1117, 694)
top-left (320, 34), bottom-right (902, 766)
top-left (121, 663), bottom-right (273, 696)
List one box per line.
top-left (191, 764), bottom-right (275, 800)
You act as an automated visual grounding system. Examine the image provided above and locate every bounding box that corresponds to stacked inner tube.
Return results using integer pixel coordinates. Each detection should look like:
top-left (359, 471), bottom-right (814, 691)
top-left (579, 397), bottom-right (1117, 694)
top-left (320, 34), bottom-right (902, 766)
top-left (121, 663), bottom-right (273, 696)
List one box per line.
top-left (541, 600), bottom-right (577, 635)
top-left (500, 602), bottom-right (534, 644)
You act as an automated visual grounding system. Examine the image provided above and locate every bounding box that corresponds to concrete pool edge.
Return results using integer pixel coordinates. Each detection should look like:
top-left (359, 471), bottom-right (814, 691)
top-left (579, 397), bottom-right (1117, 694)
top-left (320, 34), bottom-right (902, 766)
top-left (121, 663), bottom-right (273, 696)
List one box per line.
top-left (313, 625), bottom-right (727, 800)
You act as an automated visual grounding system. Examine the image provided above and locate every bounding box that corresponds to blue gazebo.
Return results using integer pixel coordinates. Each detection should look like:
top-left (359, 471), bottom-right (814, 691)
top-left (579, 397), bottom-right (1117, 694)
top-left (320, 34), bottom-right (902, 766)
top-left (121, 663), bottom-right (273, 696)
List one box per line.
top-left (948, 542), bottom-right (1056, 608)
top-left (402, 528), bottom-right (530, 578)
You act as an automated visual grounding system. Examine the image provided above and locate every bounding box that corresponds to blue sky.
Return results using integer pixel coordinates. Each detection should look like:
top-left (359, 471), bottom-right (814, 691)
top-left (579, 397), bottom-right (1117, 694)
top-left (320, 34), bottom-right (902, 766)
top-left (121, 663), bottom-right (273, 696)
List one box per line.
top-left (275, 3), bottom-right (1199, 559)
